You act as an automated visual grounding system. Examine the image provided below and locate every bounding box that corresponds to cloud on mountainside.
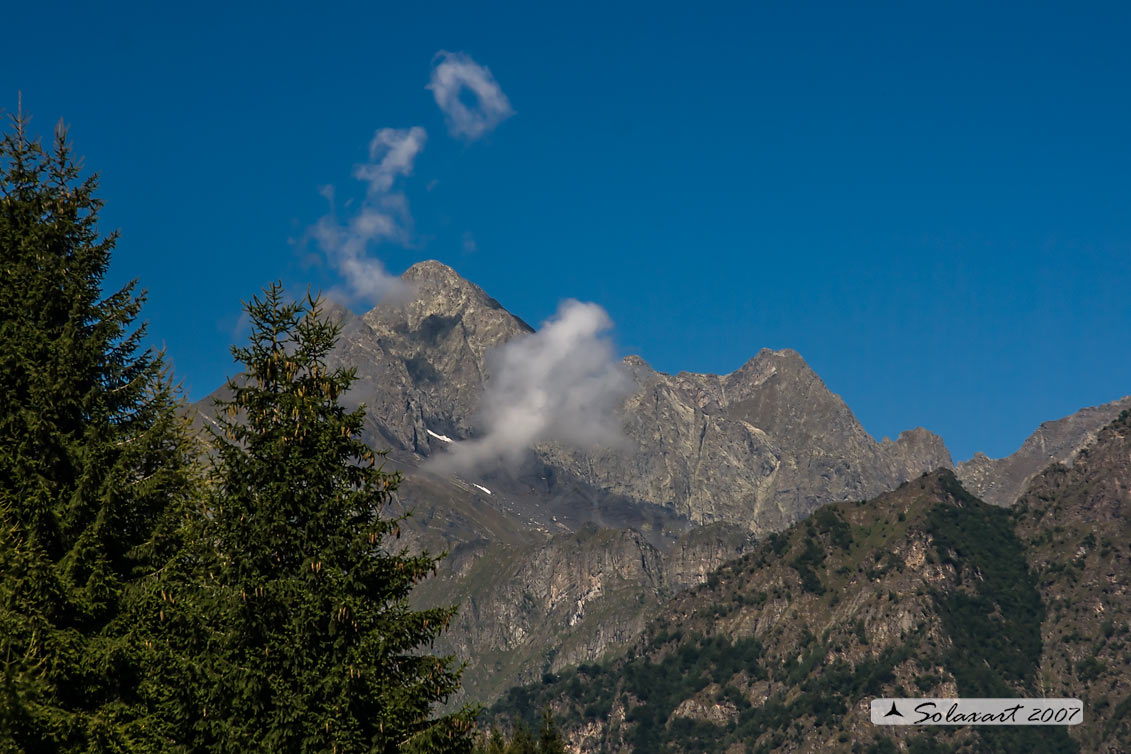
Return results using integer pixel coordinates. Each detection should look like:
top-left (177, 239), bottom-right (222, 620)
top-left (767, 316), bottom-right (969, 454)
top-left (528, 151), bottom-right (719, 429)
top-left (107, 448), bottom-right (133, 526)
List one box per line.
top-left (310, 126), bottom-right (427, 303)
top-left (427, 51), bottom-right (514, 140)
top-left (426, 300), bottom-right (635, 475)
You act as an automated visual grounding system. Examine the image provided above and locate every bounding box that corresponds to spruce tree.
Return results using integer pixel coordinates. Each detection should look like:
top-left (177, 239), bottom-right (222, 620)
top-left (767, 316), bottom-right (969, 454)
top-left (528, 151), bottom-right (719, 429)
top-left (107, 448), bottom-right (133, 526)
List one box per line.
top-left (471, 713), bottom-right (563, 754)
top-left (535, 708), bottom-right (565, 754)
top-left (476, 728), bottom-right (506, 754)
top-left (0, 111), bottom-right (198, 751)
top-left (503, 722), bottom-right (535, 754)
top-left (158, 285), bottom-right (476, 753)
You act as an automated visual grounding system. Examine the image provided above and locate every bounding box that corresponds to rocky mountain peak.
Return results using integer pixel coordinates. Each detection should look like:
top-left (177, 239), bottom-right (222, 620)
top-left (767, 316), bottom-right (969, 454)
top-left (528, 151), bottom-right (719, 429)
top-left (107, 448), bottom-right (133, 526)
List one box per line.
top-left (401, 259), bottom-right (494, 304)
top-left (330, 261), bottom-right (536, 448)
top-left (886, 427), bottom-right (954, 468)
top-left (723, 348), bottom-right (812, 396)
top-left (402, 258), bottom-right (464, 282)
top-left (722, 347), bottom-right (862, 448)
top-left (364, 260), bottom-right (532, 356)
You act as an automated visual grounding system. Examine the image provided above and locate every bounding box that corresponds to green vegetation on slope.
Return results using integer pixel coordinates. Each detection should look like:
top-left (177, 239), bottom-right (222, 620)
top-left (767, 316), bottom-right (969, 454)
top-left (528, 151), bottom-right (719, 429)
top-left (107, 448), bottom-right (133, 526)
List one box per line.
top-left (486, 470), bottom-right (1090, 753)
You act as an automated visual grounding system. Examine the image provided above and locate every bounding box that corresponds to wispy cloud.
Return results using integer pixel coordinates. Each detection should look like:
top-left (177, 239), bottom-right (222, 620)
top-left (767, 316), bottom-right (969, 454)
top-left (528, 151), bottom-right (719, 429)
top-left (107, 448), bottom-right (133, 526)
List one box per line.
top-left (310, 126), bottom-right (427, 303)
top-left (427, 300), bottom-right (633, 474)
top-left (308, 53), bottom-right (511, 302)
top-left (427, 51), bottom-right (514, 140)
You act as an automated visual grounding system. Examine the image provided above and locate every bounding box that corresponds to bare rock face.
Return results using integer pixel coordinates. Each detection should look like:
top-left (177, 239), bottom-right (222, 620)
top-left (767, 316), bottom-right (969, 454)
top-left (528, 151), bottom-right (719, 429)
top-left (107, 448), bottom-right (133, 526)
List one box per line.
top-left (309, 261), bottom-right (955, 536)
top-left (412, 521), bottom-right (754, 704)
top-left (317, 261), bottom-right (534, 456)
top-left (957, 396), bottom-right (1131, 506)
top-left (540, 348), bottom-right (953, 534)
top-left (361, 261), bottom-right (533, 440)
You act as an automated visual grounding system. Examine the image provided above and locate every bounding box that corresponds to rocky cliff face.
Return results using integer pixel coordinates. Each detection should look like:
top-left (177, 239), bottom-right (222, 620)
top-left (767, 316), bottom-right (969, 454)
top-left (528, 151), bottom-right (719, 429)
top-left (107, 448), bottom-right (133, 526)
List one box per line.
top-left (542, 348), bottom-right (954, 533)
top-left (410, 520), bottom-right (754, 704)
top-left (322, 260), bottom-right (954, 536)
top-left (296, 262), bottom-right (962, 703)
top-left (317, 260), bottom-right (533, 455)
top-left (957, 396), bottom-right (1131, 506)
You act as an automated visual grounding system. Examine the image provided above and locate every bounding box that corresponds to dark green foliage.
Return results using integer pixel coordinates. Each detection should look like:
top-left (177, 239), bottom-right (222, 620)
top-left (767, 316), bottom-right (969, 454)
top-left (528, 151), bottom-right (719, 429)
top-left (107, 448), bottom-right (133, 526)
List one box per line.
top-left (536, 707), bottom-right (566, 754)
top-left (810, 506), bottom-right (853, 550)
top-left (790, 537), bottom-right (826, 595)
top-left (865, 738), bottom-right (898, 754)
top-left (925, 483), bottom-right (1079, 754)
top-left (1104, 696), bottom-right (1131, 738)
top-left (146, 286), bottom-right (476, 753)
top-left (620, 634), bottom-right (764, 751)
top-left (472, 713), bottom-right (565, 754)
top-left (0, 112), bottom-right (198, 751)
top-left (1075, 657), bottom-right (1106, 682)
top-left (906, 738), bottom-right (959, 754)
top-left (503, 722), bottom-right (535, 754)
top-left (925, 499), bottom-right (1044, 690)
top-left (767, 532), bottom-right (790, 556)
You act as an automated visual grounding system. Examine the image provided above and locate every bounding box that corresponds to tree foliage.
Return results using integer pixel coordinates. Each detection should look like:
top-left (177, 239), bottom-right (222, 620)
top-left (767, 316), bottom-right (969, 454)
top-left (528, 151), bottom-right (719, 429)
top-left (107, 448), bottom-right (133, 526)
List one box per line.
top-left (473, 708), bottom-right (564, 754)
top-left (1, 111), bottom-right (478, 753)
top-left (0, 109), bottom-right (198, 752)
top-left (145, 285), bottom-right (476, 753)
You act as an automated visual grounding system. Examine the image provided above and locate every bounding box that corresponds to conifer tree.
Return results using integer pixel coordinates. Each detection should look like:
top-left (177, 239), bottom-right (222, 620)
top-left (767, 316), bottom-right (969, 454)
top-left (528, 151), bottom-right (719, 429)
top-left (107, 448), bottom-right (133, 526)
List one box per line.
top-left (503, 722), bottom-right (535, 754)
top-left (157, 285), bottom-right (476, 753)
top-left (478, 728), bottom-right (506, 754)
top-left (471, 712), bottom-right (564, 754)
top-left (536, 708), bottom-right (565, 754)
top-left (0, 110), bottom-right (198, 751)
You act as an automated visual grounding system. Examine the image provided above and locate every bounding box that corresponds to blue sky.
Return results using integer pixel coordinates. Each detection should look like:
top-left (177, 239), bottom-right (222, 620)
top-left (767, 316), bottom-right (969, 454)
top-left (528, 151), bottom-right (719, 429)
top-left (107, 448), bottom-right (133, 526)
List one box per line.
top-left (5, 1), bottom-right (1129, 461)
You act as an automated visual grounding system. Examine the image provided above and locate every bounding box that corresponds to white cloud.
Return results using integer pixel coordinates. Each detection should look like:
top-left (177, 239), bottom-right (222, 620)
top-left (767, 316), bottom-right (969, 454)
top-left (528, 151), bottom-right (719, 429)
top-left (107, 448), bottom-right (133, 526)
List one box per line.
top-left (427, 51), bottom-right (514, 140)
top-left (311, 126), bottom-right (427, 303)
top-left (354, 127), bottom-right (427, 194)
top-left (427, 300), bottom-right (634, 474)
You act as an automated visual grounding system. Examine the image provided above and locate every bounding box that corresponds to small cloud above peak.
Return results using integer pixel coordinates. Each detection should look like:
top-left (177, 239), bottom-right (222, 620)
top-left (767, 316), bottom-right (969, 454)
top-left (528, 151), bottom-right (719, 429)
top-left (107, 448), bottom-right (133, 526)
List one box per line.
top-left (427, 51), bottom-right (514, 140)
top-left (310, 126), bottom-right (427, 305)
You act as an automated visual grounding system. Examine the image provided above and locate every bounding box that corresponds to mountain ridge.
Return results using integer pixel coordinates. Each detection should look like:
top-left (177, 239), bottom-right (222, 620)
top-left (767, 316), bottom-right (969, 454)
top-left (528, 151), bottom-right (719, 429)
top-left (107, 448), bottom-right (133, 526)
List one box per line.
top-left (189, 259), bottom-right (1130, 708)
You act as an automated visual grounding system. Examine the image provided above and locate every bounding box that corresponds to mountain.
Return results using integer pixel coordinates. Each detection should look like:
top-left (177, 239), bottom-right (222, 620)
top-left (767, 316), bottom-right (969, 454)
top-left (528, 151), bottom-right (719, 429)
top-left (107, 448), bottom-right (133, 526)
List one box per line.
top-left (199, 262), bottom-right (963, 698)
top-left (302, 260), bottom-right (954, 534)
top-left (1013, 408), bottom-right (1131, 750)
top-left (486, 412), bottom-right (1131, 753)
top-left (540, 348), bottom-right (952, 532)
top-left (957, 396), bottom-right (1131, 506)
top-left (189, 260), bottom-right (1126, 708)
top-left (412, 520), bottom-right (755, 705)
